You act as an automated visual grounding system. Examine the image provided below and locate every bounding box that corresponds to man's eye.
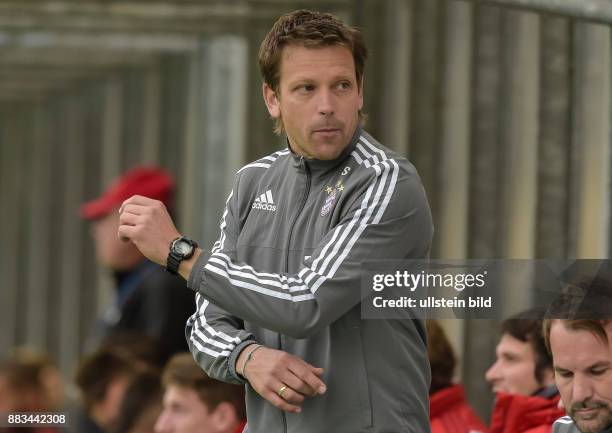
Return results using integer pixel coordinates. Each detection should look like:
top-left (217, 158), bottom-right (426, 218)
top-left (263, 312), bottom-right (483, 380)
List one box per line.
top-left (556, 371), bottom-right (572, 379)
top-left (337, 81), bottom-right (351, 90)
top-left (300, 84), bottom-right (314, 92)
top-left (590, 368), bottom-right (608, 376)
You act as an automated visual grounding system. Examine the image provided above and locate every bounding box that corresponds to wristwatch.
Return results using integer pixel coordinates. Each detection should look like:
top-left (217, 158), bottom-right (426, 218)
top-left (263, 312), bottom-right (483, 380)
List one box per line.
top-left (166, 236), bottom-right (198, 275)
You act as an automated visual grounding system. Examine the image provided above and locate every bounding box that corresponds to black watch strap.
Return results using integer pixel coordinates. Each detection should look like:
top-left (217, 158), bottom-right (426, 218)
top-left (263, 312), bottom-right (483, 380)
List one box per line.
top-left (166, 253), bottom-right (183, 275)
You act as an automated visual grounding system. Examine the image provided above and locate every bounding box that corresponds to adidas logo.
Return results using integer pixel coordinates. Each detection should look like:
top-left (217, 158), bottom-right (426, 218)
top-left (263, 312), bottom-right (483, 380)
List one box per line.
top-left (252, 189), bottom-right (277, 212)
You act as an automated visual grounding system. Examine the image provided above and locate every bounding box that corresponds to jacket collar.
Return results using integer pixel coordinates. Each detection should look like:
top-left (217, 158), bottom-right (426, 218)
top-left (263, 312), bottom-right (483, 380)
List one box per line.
top-left (288, 126), bottom-right (361, 173)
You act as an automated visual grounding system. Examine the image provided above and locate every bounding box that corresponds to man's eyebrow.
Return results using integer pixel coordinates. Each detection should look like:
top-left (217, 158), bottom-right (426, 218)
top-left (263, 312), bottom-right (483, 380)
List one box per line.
top-left (287, 73), bottom-right (355, 84)
top-left (554, 365), bottom-right (570, 373)
top-left (587, 361), bottom-right (611, 370)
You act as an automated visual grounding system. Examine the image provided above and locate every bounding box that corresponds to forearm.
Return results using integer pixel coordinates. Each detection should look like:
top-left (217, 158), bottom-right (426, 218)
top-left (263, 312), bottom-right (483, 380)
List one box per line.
top-left (186, 292), bottom-right (256, 384)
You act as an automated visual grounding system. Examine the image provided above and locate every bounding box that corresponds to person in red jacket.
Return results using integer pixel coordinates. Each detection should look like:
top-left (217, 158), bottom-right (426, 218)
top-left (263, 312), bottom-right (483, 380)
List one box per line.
top-left (486, 309), bottom-right (565, 433)
top-left (428, 320), bottom-right (488, 433)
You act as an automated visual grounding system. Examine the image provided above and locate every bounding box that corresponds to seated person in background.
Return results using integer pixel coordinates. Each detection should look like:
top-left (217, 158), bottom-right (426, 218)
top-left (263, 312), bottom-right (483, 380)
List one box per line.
top-left (74, 347), bottom-right (150, 433)
top-left (545, 318), bottom-right (612, 433)
top-left (427, 320), bottom-right (488, 433)
top-left (543, 275), bottom-right (612, 433)
top-left (0, 349), bottom-right (64, 433)
top-left (99, 332), bottom-right (167, 370)
top-left (113, 370), bottom-right (163, 433)
top-left (154, 353), bottom-right (246, 433)
top-left (486, 309), bottom-right (565, 433)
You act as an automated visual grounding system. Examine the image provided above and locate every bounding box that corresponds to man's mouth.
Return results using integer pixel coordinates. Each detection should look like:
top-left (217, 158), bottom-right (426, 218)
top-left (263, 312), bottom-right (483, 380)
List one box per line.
top-left (572, 403), bottom-right (607, 420)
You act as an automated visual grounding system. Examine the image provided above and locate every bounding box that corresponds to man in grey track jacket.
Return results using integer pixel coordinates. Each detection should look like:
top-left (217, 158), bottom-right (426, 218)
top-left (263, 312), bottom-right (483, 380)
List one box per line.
top-left (118, 10), bottom-right (434, 433)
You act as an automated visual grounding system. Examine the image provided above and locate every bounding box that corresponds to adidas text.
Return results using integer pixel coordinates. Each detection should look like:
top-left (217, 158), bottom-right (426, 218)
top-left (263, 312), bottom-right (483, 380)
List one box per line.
top-left (252, 202), bottom-right (277, 211)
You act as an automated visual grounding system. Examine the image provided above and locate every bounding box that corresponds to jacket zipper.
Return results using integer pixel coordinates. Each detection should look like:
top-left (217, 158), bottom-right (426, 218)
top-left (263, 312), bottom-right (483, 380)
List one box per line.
top-left (280, 156), bottom-right (311, 432)
top-left (285, 156), bottom-right (311, 272)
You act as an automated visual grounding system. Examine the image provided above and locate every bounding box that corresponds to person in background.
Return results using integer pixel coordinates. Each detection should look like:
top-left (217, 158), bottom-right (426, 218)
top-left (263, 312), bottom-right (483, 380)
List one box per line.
top-left (427, 320), bottom-right (488, 433)
top-left (544, 318), bottom-right (612, 433)
top-left (154, 353), bottom-right (246, 433)
top-left (0, 349), bottom-right (64, 433)
top-left (543, 275), bottom-right (612, 433)
top-left (80, 166), bottom-right (195, 361)
top-left (486, 309), bottom-right (565, 433)
top-left (113, 370), bottom-right (163, 433)
top-left (74, 347), bottom-right (149, 433)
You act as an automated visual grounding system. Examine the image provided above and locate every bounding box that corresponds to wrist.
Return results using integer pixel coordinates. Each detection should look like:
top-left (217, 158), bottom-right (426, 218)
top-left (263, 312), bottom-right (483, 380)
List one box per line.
top-left (178, 248), bottom-right (202, 280)
top-left (238, 343), bottom-right (264, 380)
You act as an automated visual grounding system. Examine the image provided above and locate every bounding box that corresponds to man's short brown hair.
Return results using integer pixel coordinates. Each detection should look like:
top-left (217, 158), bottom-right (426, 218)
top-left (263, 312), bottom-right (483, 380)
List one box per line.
top-left (162, 353), bottom-right (245, 420)
top-left (501, 308), bottom-right (553, 384)
top-left (543, 319), bottom-right (611, 354)
top-left (75, 348), bottom-right (140, 411)
top-left (258, 9), bottom-right (368, 134)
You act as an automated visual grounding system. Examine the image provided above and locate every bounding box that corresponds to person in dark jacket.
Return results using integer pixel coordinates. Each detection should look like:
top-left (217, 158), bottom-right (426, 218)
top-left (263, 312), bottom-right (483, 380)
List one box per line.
top-left (427, 320), bottom-right (488, 433)
top-left (116, 10), bottom-right (434, 433)
top-left (80, 166), bottom-right (195, 361)
top-left (486, 310), bottom-right (565, 433)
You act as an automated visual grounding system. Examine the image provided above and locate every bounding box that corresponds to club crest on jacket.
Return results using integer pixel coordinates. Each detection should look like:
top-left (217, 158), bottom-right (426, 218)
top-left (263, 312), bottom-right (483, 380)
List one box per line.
top-left (321, 180), bottom-right (344, 217)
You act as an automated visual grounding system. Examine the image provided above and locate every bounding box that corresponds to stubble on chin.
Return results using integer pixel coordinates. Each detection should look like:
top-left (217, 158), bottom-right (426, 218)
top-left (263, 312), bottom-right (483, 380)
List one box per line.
top-left (571, 406), bottom-right (612, 433)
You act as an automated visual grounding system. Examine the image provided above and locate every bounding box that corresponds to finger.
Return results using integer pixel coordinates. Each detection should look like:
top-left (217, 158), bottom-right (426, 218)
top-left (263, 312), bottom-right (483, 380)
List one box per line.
top-left (120, 204), bottom-right (150, 216)
top-left (119, 195), bottom-right (158, 213)
top-left (117, 224), bottom-right (136, 241)
top-left (288, 363), bottom-right (327, 395)
top-left (280, 370), bottom-right (318, 397)
top-left (272, 382), bottom-right (305, 405)
top-left (310, 367), bottom-right (324, 376)
top-left (118, 211), bottom-right (139, 226)
top-left (262, 389), bottom-right (302, 414)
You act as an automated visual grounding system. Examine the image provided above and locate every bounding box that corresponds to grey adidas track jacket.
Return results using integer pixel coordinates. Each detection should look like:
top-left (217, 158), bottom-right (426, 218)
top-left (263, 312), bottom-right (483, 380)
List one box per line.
top-left (186, 128), bottom-right (434, 433)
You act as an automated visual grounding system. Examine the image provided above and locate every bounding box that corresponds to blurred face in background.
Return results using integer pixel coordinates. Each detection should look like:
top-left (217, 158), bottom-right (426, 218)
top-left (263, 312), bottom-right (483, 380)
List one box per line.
top-left (91, 210), bottom-right (143, 271)
top-left (155, 385), bottom-right (237, 433)
top-left (0, 369), bottom-right (59, 413)
top-left (93, 374), bottom-right (133, 431)
top-left (486, 333), bottom-right (553, 396)
top-left (551, 321), bottom-right (612, 433)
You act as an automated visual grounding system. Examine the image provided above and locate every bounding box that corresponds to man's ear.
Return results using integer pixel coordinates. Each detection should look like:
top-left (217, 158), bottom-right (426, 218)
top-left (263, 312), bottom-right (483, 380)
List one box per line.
top-left (210, 402), bottom-right (238, 430)
top-left (262, 83), bottom-right (281, 119)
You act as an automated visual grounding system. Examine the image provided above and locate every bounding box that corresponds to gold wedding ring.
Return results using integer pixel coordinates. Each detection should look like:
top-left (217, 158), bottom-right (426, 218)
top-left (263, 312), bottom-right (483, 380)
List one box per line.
top-left (278, 385), bottom-right (288, 398)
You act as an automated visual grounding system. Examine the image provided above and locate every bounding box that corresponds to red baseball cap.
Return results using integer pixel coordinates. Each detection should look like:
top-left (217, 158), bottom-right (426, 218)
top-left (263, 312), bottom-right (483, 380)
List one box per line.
top-left (80, 166), bottom-right (174, 220)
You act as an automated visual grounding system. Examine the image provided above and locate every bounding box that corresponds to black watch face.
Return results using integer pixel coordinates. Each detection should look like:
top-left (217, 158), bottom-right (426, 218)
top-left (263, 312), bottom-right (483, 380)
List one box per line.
top-left (174, 241), bottom-right (193, 256)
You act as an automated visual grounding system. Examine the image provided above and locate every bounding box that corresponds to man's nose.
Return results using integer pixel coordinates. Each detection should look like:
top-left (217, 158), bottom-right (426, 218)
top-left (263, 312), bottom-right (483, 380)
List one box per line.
top-left (317, 89), bottom-right (335, 116)
top-left (571, 374), bottom-right (594, 405)
top-left (154, 412), bottom-right (171, 433)
top-left (485, 361), bottom-right (501, 384)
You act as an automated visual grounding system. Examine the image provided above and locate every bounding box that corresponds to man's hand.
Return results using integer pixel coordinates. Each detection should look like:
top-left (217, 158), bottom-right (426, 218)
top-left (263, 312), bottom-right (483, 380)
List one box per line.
top-left (117, 195), bottom-right (181, 266)
top-left (238, 346), bottom-right (326, 413)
